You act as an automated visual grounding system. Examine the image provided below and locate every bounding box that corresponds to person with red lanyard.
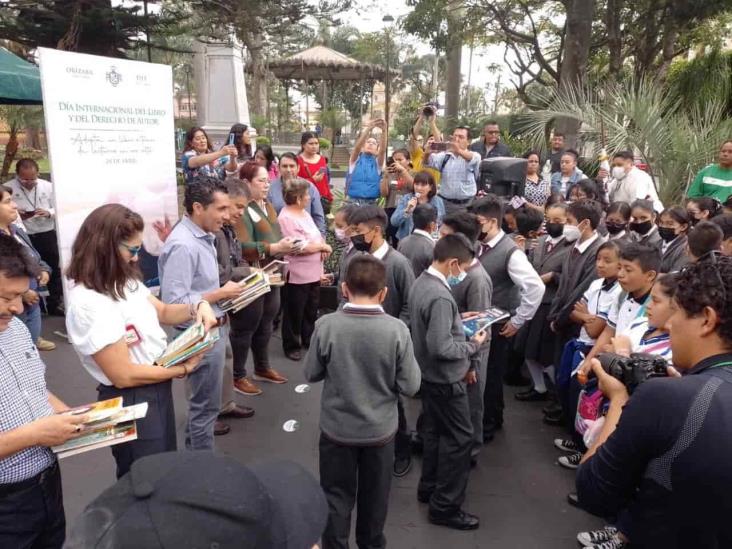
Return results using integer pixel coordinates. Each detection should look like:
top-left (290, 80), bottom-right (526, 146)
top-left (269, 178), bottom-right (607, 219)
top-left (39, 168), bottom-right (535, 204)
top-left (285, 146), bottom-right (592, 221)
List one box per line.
top-left (297, 131), bottom-right (332, 214)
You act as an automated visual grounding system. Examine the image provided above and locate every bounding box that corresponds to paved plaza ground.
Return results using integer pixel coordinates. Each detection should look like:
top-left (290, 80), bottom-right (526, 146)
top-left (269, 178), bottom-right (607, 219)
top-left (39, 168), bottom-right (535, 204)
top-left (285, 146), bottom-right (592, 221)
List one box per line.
top-left (42, 315), bottom-right (602, 548)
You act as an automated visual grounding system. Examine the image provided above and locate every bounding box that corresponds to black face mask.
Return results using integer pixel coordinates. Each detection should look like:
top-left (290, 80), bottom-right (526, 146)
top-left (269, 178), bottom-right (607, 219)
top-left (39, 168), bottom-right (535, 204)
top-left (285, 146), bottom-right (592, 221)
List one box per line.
top-left (630, 220), bottom-right (653, 235)
top-left (350, 233), bottom-right (372, 253)
top-left (545, 222), bottom-right (564, 239)
top-left (478, 231), bottom-right (488, 242)
top-left (658, 226), bottom-right (678, 243)
top-left (605, 221), bottom-right (626, 235)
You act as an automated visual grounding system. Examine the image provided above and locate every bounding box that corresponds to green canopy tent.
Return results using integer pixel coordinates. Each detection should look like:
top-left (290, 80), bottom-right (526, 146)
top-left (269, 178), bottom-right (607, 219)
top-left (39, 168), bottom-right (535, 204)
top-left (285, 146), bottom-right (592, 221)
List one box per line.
top-left (0, 47), bottom-right (42, 105)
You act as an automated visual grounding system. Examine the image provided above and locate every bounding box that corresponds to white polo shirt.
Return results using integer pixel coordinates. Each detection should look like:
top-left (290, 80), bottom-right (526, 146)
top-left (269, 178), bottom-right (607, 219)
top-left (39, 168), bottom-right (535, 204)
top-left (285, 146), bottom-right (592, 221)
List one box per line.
top-left (66, 280), bottom-right (168, 386)
top-left (607, 289), bottom-right (651, 335)
top-left (578, 278), bottom-right (622, 345)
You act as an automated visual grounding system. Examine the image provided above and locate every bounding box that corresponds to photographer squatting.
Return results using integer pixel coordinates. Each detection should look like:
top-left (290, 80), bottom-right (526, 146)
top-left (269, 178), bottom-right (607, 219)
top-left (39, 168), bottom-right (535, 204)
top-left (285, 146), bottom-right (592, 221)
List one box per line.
top-left (575, 254), bottom-right (732, 548)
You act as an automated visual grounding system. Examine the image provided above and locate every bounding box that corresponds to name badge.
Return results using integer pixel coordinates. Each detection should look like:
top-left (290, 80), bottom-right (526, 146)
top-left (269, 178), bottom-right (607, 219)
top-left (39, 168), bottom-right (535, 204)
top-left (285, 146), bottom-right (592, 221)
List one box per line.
top-left (124, 324), bottom-right (142, 346)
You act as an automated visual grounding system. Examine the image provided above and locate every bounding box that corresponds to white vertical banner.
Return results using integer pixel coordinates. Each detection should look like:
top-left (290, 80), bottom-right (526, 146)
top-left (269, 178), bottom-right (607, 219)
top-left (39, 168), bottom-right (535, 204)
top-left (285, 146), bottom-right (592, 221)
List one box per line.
top-left (38, 48), bottom-right (178, 280)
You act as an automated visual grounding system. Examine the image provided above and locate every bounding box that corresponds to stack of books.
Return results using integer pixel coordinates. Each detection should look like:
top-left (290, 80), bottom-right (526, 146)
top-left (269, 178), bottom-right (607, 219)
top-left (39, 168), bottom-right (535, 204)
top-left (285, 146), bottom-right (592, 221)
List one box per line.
top-left (462, 307), bottom-right (510, 337)
top-left (52, 397), bottom-right (148, 459)
top-left (219, 271), bottom-right (271, 313)
top-left (155, 324), bottom-right (221, 368)
top-left (262, 259), bottom-right (287, 287)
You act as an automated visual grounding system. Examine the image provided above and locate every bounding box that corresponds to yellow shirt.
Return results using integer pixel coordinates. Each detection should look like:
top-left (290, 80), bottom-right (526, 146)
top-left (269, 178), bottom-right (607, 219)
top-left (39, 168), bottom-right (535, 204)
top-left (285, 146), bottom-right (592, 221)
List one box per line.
top-left (411, 147), bottom-right (441, 185)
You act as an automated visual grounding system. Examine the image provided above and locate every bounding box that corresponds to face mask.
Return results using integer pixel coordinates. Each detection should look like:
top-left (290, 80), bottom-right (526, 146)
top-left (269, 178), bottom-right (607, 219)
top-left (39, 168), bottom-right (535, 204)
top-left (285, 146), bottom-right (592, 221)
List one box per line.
top-left (606, 221), bottom-right (626, 235)
top-left (658, 226), bottom-right (677, 243)
top-left (478, 231), bottom-right (488, 241)
top-left (611, 166), bottom-right (627, 180)
top-left (545, 222), bottom-right (564, 239)
top-left (350, 233), bottom-right (371, 253)
top-left (335, 227), bottom-right (348, 242)
top-left (430, 230), bottom-right (440, 241)
top-left (630, 220), bottom-right (653, 235)
top-left (563, 224), bottom-right (581, 242)
top-left (447, 264), bottom-right (468, 286)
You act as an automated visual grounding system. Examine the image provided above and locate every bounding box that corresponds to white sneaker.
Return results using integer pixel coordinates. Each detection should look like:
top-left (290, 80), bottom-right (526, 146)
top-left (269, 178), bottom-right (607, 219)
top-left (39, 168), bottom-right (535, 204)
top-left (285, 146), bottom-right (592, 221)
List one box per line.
top-left (558, 451), bottom-right (583, 470)
top-left (577, 526), bottom-right (618, 547)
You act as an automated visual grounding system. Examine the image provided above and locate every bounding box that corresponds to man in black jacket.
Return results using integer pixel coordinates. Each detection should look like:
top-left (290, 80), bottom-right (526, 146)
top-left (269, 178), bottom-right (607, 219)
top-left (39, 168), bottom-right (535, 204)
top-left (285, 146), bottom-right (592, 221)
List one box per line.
top-left (577, 255), bottom-right (732, 548)
top-left (468, 121), bottom-right (512, 159)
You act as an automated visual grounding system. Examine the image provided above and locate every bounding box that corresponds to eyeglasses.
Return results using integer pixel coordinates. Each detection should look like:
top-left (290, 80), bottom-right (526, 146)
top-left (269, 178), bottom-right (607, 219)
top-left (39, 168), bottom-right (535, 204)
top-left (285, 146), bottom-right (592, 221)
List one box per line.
top-left (120, 243), bottom-right (142, 257)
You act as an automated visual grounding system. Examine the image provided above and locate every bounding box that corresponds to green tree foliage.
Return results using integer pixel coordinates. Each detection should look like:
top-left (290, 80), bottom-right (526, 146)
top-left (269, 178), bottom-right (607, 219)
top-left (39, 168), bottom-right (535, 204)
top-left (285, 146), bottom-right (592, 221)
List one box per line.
top-left (666, 49), bottom-right (732, 118)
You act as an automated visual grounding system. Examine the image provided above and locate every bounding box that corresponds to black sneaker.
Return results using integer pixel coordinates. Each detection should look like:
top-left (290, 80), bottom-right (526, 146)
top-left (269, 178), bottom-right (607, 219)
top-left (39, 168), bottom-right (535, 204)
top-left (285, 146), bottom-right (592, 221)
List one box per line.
top-left (515, 388), bottom-right (548, 402)
top-left (393, 456), bottom-right (411, 477)
top-left (543, 402), bottom-right (562, 415)
top-left (577, 526), bottom-right (618, 547)
top-left (558, 451), bottom-right (583, 469)
top-left (553, 438), bottom-right (579, 453)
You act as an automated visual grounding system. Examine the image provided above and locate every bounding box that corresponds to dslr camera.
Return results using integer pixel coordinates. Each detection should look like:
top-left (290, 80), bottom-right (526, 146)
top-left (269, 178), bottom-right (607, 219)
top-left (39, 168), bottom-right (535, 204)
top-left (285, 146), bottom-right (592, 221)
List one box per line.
top-left (422, 102), bottom-right (439, 117)
top-left (597, 352), bottom-right (669, 393)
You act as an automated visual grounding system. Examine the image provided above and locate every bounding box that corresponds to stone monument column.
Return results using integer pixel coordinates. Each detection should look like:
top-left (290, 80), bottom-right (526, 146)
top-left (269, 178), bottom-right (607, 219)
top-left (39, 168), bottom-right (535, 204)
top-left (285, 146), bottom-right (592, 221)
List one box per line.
top-left (193, 38), bottom-right (251, 146)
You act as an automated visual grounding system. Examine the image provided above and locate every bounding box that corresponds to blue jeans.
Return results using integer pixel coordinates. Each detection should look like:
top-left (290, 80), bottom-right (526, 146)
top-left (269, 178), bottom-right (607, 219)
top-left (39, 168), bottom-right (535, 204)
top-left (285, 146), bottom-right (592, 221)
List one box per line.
top-left (184, 323), bottom-right (228, 450)
top-left (18, 303), bottom-right (41, 343)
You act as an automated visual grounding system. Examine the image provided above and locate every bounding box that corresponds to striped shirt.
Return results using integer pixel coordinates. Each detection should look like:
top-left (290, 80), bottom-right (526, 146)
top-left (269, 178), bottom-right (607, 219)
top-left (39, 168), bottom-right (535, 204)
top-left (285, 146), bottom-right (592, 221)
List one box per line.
top-left (627, 317), bottom-right (672, 362)
top-left (0, 318), bottom-right (55, 483)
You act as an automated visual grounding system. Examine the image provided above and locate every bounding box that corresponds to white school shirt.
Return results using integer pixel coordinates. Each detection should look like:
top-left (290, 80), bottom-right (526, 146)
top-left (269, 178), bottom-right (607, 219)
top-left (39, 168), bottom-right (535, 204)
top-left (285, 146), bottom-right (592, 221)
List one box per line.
top-left (66, 281), bottom-right (168, 386)
top-left (606, 289), bottom-right (651, 335)
top-left (578, 278), bottom-right (622, 345)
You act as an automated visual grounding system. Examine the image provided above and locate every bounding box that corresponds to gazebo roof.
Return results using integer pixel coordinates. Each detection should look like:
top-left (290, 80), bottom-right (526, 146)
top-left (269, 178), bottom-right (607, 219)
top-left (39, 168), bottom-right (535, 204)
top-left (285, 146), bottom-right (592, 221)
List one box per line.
top-left (0, 47), bottom-right (42, 105)
top-left (265, 45), bottom-right (395, 81)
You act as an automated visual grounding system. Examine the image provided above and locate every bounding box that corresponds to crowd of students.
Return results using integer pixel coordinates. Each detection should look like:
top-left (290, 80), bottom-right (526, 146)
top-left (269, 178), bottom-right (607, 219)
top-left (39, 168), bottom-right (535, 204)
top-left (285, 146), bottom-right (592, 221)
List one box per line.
top-left (1, 110), bottom-right (732, 548)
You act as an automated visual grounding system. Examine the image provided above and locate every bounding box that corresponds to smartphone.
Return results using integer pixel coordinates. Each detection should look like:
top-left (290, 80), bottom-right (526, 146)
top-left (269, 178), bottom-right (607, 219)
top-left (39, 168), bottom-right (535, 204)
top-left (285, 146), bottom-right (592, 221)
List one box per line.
top-left (430, 142), bottom-right (449, 152)
top-left (19, 210), bottom-right (35, 220)
top-left (227, 132), bottom-right (236, 146)
top-left (317, 167), bottom-right (327, 174)
top-left (386, 156), bottom-right (395, 168)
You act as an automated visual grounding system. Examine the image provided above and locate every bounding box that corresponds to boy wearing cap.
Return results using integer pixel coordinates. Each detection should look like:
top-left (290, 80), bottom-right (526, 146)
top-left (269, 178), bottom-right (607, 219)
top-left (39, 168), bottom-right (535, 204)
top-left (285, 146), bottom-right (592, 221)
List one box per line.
top-left (305, 254), bottom-right (421, 549)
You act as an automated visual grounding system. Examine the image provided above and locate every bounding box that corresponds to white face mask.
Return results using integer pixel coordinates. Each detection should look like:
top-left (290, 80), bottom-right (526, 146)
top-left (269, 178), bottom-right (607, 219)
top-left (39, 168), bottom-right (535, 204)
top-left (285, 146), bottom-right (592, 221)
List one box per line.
top-left (563, 224), bottom-right (581, 242)
top-left (612, 166), bottom-right (627, 180)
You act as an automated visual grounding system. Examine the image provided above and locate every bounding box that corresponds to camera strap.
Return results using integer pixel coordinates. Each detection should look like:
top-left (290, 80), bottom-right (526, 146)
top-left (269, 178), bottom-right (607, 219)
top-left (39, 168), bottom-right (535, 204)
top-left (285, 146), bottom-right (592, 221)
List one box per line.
top-left (704, 363), bottom-right (732, 384)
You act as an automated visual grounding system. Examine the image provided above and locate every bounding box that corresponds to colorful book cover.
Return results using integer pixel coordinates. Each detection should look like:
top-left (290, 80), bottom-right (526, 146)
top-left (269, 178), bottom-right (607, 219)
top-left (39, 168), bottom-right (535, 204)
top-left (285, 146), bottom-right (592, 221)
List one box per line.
top-left (462, 307), bottom-right (510, 337)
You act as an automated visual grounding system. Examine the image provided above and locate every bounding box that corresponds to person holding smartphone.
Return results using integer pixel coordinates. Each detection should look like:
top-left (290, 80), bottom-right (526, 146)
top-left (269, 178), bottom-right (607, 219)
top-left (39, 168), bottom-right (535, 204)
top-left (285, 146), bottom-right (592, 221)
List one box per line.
top-left (382, 149), bottom-right (414, 246)
top-left (347, 119), bottom-right (388, 205)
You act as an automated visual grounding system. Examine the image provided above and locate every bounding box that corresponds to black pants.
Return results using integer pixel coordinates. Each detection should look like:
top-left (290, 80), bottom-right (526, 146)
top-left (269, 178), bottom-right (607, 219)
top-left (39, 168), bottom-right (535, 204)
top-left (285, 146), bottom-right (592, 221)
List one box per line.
top-left (0, 462), bottom-right (65, 549)
top-left (230, 287), bottom-right (280, 379)
top-left (384, 207), bottom-right (399, 248)
top-left (395, 396), bottom-right (411, 460)
top-left (319, 434), bottom-right (394, 549)
top-left (98, 380), bottom-right (177, 479)
top-left (418, 380), bottom-right (473, 517)
top-left (28, 230), bottom-right (62, 311)
top-left (483, 323), bottom-right (511, 438)
top-left (281, 281), bottom-right (319, 353)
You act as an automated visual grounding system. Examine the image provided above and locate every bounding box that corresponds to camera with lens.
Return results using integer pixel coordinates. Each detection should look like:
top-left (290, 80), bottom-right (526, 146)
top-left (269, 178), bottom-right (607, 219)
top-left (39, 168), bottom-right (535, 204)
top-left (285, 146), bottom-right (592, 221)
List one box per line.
top-left (597, 352), bottom-right (669, 393)
top-left (422, 102), bottom-right (439, 117)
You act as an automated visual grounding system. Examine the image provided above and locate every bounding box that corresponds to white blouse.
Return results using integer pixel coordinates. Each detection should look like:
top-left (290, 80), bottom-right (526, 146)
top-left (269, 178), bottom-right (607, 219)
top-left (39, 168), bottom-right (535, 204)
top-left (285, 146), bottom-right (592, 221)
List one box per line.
top-left (66, 280), bottom-right (168, 386)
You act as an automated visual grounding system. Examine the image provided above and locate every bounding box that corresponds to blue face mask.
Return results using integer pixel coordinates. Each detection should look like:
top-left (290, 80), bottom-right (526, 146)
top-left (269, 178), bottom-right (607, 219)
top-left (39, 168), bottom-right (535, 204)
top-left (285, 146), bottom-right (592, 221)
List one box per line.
top-left (447, 263), bottom-right (468, 286)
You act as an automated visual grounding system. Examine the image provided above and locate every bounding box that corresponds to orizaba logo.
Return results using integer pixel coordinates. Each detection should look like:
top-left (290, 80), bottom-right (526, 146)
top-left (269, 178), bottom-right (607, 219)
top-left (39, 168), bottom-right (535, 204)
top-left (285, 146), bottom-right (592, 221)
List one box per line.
top-left (106, 66), bottom-right (122, 87)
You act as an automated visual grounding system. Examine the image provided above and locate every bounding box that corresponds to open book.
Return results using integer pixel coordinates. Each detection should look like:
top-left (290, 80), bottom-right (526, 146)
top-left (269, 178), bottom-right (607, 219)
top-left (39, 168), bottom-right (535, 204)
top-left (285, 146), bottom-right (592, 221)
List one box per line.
top-left (262, 259), bottom-right (288, 287)
top-left (53, 398), bottom-right (149, 459)
top-left (155, 324), bottom-right (221, 368)
top-left (462, 307), bottom-right (510, 337)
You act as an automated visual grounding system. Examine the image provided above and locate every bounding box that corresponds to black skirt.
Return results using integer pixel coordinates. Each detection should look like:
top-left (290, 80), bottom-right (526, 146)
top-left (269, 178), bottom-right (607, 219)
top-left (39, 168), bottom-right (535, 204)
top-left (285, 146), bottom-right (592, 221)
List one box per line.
top-left (97, 379), bottom-right (176, 479)
top-left (522, 303), bottom-right (556, 366)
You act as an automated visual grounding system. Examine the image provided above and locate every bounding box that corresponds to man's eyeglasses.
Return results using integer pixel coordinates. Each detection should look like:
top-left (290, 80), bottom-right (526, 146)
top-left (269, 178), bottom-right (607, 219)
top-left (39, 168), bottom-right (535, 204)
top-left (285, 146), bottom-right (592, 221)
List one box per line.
top-left (120, 243), bottom-right (142, 257)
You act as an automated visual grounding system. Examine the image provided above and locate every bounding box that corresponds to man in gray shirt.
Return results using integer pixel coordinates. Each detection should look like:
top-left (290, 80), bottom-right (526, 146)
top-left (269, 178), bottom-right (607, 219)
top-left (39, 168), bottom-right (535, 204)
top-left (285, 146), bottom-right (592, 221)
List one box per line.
top-left (158, 177), bottom-right (242, 450)
top-left (409, 234), bottom-right (487, 530)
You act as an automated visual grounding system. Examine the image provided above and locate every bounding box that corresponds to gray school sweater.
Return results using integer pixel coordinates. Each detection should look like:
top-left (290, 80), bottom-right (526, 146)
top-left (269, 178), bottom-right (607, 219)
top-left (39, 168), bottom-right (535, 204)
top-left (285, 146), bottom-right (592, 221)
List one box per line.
top-left (338, 246), bottom-right (415, 324)
top-left (408, 270), bottom-right (480, 384)
top-left (397, 233), bottom-right (435, 278)
top-left (304, 308), bottom-right (421, 445)
top-left (451, 259), bottom-right (493, 368)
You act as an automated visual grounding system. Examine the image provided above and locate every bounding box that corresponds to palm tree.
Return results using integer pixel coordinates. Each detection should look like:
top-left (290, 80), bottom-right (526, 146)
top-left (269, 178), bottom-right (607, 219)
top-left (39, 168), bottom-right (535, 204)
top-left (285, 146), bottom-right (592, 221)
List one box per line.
top-left (518, 79), bottom-right (732, 204)
top-left (0, 106), bottom-right (44, 178)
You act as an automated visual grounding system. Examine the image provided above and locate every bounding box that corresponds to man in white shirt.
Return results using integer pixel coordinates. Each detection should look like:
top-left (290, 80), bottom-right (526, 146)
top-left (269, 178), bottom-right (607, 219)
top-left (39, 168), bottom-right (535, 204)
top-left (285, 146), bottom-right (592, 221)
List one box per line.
top-left (607, 151), bottom-right (663, 213)
top-left (6, 159), bottom-right (62, 315)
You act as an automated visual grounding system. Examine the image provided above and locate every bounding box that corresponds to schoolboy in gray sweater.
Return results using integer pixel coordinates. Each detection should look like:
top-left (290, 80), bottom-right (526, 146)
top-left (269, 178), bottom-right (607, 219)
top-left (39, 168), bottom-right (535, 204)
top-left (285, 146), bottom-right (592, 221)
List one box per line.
top-left (305, 255), bottom-right (421, 549)
top-left (408, 234), bottom-right (487, 531)
top-left (397, 204), bottom-right (438, 278)
top-left (440, 211), bottom-right (493, 460)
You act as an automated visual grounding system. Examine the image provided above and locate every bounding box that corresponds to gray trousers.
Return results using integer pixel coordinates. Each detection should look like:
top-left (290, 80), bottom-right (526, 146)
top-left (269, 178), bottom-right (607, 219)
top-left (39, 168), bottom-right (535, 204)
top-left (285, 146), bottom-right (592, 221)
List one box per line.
top-left (220, 339), bottom-right (236, 414)
top-left (468, 349), bottom-right (489, 457)
top-left (184, 323), bottom-right (228, 450)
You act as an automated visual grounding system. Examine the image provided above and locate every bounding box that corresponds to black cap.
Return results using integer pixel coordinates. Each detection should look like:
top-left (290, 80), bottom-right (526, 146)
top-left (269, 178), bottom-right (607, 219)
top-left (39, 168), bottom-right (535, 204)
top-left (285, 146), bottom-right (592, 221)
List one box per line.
top-left (65, 451), bottom-right (327, 549)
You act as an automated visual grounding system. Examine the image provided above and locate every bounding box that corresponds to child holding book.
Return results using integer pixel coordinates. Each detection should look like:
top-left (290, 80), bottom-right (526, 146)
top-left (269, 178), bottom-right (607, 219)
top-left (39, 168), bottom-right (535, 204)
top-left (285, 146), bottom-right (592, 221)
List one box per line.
top-left (305, 255), bottom-right (421, 549)
top-left (409, 233), bottom-right (488, 530)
